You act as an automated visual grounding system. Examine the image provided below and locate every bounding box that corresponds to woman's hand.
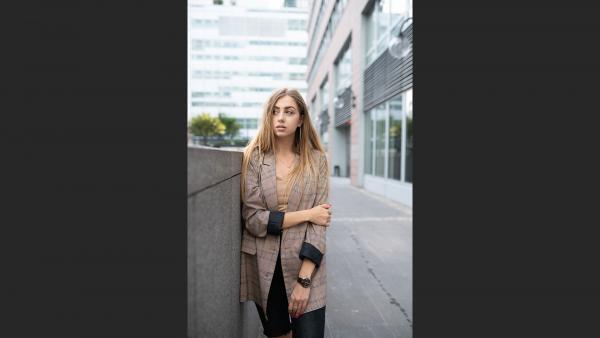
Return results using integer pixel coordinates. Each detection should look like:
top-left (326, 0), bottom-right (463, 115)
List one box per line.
top-left (308, 204), bottom-right (331, 226)
top-left (289, 281), bottom-right (311, 318)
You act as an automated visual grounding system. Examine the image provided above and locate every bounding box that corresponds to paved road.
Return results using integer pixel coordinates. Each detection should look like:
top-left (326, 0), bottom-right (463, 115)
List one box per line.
top-left (253, 177), bottom-right (413, 338)
top-left (324, 177), bottom-right (413, 338)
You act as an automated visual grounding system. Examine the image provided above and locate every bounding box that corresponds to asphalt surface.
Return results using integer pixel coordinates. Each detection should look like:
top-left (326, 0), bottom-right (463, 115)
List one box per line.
top-left (254, 177), bottom-right (413, 338)
top-left (323, 177), bottom-right (413, 338)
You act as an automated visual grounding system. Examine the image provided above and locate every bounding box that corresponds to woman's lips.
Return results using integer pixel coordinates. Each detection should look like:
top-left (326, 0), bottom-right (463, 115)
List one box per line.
top-left (276, 126), bottom-right (286, 130)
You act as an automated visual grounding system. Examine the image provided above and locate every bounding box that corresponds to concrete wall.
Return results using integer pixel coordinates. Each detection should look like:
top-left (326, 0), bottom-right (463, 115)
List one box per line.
top-left (188, 145), bottom-right (263, 338)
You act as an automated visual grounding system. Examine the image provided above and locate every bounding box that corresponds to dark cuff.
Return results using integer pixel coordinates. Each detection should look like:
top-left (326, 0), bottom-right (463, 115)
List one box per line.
top-left (299, 242), bottom-right (323, 267)
top-left (267, 211), bottom-right (284, 235)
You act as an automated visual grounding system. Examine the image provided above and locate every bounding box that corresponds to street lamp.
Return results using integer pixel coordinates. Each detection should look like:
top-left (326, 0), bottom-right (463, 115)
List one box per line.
top-left (333, 96), bottom-right (344, 109)
top-left (388, 17), bottom-right (413, 59)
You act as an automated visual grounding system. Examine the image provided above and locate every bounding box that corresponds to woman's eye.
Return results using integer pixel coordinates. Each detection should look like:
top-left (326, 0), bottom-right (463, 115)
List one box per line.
top-left (286, 111), bottom-right (293, 115)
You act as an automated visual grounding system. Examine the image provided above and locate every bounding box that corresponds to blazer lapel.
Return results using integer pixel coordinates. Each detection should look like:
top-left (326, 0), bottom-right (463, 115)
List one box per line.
top-left (286, 177), bottom-right (306, 212)
top-left (260, 150), bottom-right (278, 211)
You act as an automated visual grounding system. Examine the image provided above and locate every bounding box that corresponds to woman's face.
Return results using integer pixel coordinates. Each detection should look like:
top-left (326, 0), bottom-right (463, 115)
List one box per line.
top-left (272, 95), bottom-right (303, 139)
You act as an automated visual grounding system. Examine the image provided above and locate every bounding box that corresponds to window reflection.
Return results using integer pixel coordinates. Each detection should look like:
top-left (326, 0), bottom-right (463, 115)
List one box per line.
top-left (374, 104), bottom-right (386, 177)
top-left (388, 94), bottom-right (403, 180)
top-left (364, 88), bottom-right (412, 184)
top-left (365, 108), bottom-right (373, 175)
top-left (404, 89), bottom-right (413, 183)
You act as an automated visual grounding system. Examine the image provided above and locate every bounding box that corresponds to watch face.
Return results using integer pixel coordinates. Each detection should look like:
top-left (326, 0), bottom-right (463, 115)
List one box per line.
top-left (298, 277), bottom-right (311, 287)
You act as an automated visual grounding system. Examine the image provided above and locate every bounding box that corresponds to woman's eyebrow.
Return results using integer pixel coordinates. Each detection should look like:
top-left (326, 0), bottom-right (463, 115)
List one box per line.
top-left (274, 106), bottom-right (296, 110)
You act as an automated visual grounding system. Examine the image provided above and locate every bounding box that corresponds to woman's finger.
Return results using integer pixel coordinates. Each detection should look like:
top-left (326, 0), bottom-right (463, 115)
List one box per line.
top-left (293, 300), bottom-right (301, 317)
top-left (300, 299), bottom-right (308, 315)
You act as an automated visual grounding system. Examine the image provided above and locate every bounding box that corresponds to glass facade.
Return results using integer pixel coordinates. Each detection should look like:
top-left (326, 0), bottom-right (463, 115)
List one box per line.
top-left (188, 2), bottom-right (308, 138)
top-left (388, 94), bottom-right (403, 180)
top-left (335, 43), bottom-right (352, 95)
top-left (374, 104), bottom-right (386, 177)
top-left (307, 0), bottom-right (350, 84)
top-left (319, 79), bottom-right (329, 147)
top-left (365, 0), bottom-right (411, 66)
top-left (364, 106), bottom-right (373, 175)
top-left (364, 88), bottom-right (412, 184)
top-left (404, 88), bottom-right (413, 182)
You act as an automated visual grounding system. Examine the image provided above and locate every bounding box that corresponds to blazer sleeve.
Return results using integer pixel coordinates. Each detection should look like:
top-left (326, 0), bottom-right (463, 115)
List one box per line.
top-left (299, 152), bottom-right (329, 267)
top-left (242, 151), bottom-right (285, 238)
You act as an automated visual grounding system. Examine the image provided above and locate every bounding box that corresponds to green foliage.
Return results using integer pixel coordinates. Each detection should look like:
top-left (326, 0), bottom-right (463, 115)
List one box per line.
top-left (389, 120), bottom-right (402, 137)
top-left (218, 113), bottom-right (241, 144)
top-left (189, 113), bottom-right (225, 145)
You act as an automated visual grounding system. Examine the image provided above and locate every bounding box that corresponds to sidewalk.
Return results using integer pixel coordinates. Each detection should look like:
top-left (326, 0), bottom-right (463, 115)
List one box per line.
top-left (324, 177), bottom-right (413, 338)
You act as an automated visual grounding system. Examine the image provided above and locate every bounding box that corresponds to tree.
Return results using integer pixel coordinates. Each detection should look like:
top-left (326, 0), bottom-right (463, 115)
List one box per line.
top-left (218, 113), bottom-right (241, 145)
top-left (189, 113), bottom-right (225, 145)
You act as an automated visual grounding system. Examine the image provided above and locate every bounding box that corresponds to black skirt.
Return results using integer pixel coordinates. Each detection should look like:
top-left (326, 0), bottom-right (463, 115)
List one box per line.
top-left (254, 238), bottom-right (326, 337)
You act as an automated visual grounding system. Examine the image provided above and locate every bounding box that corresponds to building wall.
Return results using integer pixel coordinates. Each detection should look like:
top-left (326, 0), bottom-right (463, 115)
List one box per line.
top-left (188, 0), bottom-right (309, 139)
top-left (306, 0), bottom-right (413, 206)
top-left (307, 0), bottom-right (367, 171)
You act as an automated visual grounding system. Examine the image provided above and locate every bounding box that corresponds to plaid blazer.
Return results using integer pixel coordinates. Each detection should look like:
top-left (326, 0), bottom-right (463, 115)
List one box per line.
top-left (240, 147), bottom-right (329, 318)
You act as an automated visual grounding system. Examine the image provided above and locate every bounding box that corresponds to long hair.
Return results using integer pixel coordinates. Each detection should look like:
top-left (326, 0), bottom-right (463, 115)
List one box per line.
top-left (241, 88), bottom-right (325, 201)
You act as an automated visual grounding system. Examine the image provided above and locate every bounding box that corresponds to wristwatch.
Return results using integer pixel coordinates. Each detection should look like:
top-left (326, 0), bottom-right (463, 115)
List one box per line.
top-left (297, 276), bottom-right (311, 288)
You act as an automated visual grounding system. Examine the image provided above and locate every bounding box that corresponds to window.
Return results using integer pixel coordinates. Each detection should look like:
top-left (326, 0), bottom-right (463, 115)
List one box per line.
top-left (287, 19), bottom-right (307, 31)
top-left (191, 39), bottom-right (205, 50)
top-left (365, 107), bottom-right (373, 175)
top-left (307, 0), bottom-right (350, 85)
top-left (335, 42), bottom-right (352, 95)
top-left (319, 79), bottom-right (329, 147)
top-left (404, 89), bottom-right (413, 183)
top-left (310, 96), bottom-right (318, 125)
top-left (374, 104), bottom-right (386, 177)
top-left (241, 102), bottom-right (262, 108)
top-left (289, 73), bottom-right (305, 81)
top-left (364, 88), bottom-right (413, 183)
top-left (320, 79), bottom-right (328, 112)
top-left (388, 94), bottom-right (403, 180)
top-left (191, 101), bottom-right (237, 107)
top-left (238, 118), bottom-right (259, 130)
top-left (249, 41), bottom-right (305, 46)
top-left (190, 19), bottom-right (218, 29)
top-left (289, 57), bottom-right (307, 65)
top-left (365, 0), bottom-right (411, 66)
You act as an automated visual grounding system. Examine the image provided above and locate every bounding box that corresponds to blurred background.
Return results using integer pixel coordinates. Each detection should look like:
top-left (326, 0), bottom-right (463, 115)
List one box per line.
top-left (188, 1), bottom-right (413, 337)
top-left (187, 0), bottom-right (412, 206)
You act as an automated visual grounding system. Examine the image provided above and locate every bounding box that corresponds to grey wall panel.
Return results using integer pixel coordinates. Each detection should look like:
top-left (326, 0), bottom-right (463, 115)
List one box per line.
top-left (188, 146), bottom-right (262, 338)
top-left (334, 86), bottom-right (352, 127)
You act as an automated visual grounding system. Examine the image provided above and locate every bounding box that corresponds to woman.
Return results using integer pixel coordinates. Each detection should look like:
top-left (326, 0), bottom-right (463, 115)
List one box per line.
top-left (240, 88), bottom-right (332, 338)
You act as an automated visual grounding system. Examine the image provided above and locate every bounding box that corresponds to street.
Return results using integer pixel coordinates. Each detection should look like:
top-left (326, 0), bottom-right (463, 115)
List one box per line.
top-left (324, 177), bottom-right (413, 338)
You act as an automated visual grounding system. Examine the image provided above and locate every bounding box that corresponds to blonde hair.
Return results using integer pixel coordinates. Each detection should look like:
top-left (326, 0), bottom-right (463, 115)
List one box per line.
top-left (241, 88), bottom-right (325, 201)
